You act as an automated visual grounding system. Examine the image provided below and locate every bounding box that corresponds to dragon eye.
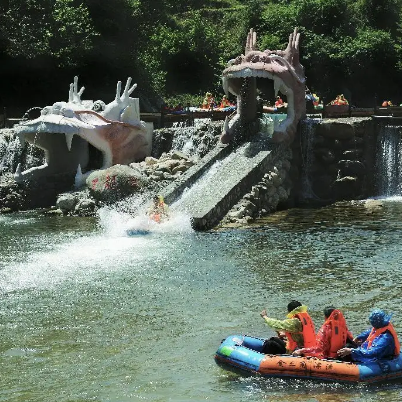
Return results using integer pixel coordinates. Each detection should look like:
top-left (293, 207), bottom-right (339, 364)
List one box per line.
top-left (61, 108), bottom-right (75, 118)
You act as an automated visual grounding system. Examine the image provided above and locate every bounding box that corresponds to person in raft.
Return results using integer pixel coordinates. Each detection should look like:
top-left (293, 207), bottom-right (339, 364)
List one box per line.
top-left (148, 194), bottom-right (169, 223)
top-left (292, 306), bottom-right (355, 359)
top-left (337, 309), bottom-right (400, 363)
top-left (219, 95), bottom-right (232, 109)
top-left (260, 300), bottom-right (316, 354)
top-left (274, 96), bottom-right (286, 108)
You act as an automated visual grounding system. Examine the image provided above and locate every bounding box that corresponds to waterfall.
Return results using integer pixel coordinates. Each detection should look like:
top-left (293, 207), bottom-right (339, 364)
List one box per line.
top-left (0, 131), bottom-right (23, 176)
top-left (299, 118), bottom-right (321, 200)
top-left (171, 126), bottom-right (199, 155)
top-left (376, 123), bottom-right (402, 196)
top-left (0, 129), bottom-right (45, 180)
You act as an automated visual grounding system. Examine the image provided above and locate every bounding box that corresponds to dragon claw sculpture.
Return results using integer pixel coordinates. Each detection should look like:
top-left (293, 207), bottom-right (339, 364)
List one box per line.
top-left (14, 76), bottom-right (152, 183)
top-left (221, 28), bottom-right (306, 145)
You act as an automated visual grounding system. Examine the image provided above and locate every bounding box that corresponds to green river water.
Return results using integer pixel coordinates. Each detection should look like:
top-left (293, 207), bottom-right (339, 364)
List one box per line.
top-left (1, 199), bottom-right (402, 402)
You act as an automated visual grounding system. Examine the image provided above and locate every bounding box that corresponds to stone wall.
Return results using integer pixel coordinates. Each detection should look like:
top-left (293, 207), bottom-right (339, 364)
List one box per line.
top-left (298, 117), bottom-right (376, 204)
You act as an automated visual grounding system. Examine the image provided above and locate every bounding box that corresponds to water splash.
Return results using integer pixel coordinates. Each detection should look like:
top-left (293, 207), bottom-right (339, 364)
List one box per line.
top-left (0, 232), bottom-right (150, 293)
top-left (97, 197), bottom-right (194, 237)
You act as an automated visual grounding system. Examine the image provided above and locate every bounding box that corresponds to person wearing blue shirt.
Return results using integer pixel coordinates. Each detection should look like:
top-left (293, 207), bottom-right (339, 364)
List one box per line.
top-left (337, 309), bottom-right (400, 363)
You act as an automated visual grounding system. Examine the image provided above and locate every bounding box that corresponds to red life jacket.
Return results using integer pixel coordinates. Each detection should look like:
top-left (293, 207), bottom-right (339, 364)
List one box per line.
top-left (285, 311), bottom-right (316, 351)
top-left (366, 323), bottom-right (400, 356)
top-left (325, 309), bottom-right (349, 358)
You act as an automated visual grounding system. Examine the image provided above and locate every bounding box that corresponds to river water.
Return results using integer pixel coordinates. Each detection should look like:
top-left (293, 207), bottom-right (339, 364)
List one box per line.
top-left (1, 198), bottom-right (402, 402)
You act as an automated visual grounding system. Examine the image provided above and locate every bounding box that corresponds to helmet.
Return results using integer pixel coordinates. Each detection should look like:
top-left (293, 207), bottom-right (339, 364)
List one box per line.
top-left (369, 309), bottom-right (392, 328)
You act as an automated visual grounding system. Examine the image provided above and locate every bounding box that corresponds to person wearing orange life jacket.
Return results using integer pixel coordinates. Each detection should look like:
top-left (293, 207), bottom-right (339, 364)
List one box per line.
top-left (147, 194), bottom-right (169, 223)
top-left (219, 95), bottom-right (231, 109)
top-left (338, 309), bottom-right (400, 363)
top-left (260, 300), bottom-right (316, 353)
top-left (293, 306), bottom-right (354, 359)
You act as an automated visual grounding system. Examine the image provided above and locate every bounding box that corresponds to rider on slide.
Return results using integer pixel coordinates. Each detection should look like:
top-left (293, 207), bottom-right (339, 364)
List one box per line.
top-left (148, 195), bottom-right (169, 223)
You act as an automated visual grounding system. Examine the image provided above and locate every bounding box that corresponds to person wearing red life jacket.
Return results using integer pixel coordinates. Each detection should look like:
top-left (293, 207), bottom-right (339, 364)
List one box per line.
top-left (337, 309), bottom-right (400, 363)
top-left (293, 306), bottom-right (354, 359)
top-left (260, 300), bottom-right (316, 354)
top-left (275, 96), bottom-right (284, 108)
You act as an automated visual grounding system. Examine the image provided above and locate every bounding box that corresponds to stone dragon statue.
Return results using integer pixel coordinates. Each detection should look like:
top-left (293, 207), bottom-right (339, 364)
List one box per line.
top-left (14, 76), bottom-right (152, 183)
top-left (220, 28), bottom-right (306, 144)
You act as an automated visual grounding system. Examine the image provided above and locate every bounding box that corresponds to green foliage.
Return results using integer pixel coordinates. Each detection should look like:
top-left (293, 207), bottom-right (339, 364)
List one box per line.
top-left (295, 0), bottom-right (355, 37)
top-left (140, 11), bottom-right (225, 97)
top-left (0, 0), bottom-right (97, 66)
top-left (2, 0), bottom-right (402, 107)
top-left (352, 0), bottom-right (401, 34)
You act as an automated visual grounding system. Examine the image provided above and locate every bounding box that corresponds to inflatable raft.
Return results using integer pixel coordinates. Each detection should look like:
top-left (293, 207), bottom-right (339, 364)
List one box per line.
top-left (215, 335), bottom-right (402, 383)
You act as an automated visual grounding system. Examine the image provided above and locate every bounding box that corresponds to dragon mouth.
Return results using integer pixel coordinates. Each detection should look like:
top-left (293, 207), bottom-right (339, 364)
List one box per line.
top-left (14, 77), bottom-right (152, 184)
top-left (222, 66), bottom-right (296, 135)
top-left (220, 28), bottom-right (305, 144)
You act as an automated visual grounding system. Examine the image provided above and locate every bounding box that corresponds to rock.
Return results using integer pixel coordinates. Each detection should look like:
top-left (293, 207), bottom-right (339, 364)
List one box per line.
top-left (282, 159), bottom-right (291, 171)
top-left (271, 172), bottom-right (282, 186)
top-left (144, 156), bottom-right (158, 165)
top-left (170, 150), bottom-right (189, 160)
top-left (338, 160), bottom-right (366, 177)
top-left (0, 207), bottom-right (13, 214)
top-left (56, 193), bottom-right (78, 213)
top-left (364, 199), bottom-right (384, 214)
top-left (317, 121), bottom-right (356, 140)
top-left (44, 208), bottom-right (63, 216)
top-left (343, 149), bottom-right (363, 159)
top-left (315, 148), bottom-right (336, 163)
top-left (332, 176), bottom-right (361, 200)
top-left (74, 198), bottom-right (96, 216)
top-left (171, 164), bottom-right (189, 175)
top-left (277, 186), bottom-right (288, 202)
top-left (86, 164), bottom-right (146, 202)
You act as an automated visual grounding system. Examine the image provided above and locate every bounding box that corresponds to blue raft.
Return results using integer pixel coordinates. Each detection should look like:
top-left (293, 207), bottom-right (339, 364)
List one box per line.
top-left (215, 335), bottom-right (402, 383)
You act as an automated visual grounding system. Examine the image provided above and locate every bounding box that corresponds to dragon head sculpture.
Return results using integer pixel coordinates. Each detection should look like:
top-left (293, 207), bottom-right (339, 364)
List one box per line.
top-left (14, 76), bottom-right (152, 183)
top-left (221, 28), bottom-right (306, 144)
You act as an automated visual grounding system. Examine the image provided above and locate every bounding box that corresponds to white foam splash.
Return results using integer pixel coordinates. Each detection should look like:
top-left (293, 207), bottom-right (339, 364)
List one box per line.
top-left (0, 232), bottom-right (149, 293)
top-left (97, 205), bottom-right (194, 237)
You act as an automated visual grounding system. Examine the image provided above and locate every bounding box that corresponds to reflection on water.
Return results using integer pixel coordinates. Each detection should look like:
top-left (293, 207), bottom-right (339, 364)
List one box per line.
top-left (1, 200), bottom-right (402, 401)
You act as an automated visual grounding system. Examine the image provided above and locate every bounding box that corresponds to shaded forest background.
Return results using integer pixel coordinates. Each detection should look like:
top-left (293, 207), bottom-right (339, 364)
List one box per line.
top-left (1, 0), bottom-right (402, 114)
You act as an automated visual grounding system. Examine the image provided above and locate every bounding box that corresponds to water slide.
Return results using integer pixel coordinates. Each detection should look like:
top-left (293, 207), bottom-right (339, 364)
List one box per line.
top-left (164, 132), bottom-right (286, 230)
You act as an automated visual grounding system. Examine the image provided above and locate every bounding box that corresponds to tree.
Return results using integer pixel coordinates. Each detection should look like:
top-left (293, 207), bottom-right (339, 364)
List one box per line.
top-left (0, 0), bottom-right (96, 66)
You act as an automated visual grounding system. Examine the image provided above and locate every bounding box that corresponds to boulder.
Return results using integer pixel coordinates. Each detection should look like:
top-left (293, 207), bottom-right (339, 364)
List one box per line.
top-left (332, 176), bottom-right (361, 200)
top-left (56, 193), bottom-right (79, 213)
top-left (74, 198), bottom-right (97, 216)
top-left (86, 164), bottom-right (146, 202)
top-left (338, 160), bottom-right (366, 177)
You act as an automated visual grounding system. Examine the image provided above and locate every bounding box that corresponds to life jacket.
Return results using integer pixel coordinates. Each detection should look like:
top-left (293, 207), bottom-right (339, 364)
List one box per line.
top-left (285, 309), bottom-right (316, 351)
top-left (325, 309), bottom-right (349, 358)
top-left (366, 323), bottom-right (400, 356)
top-left (275, 98), bottom-right (284, 107)
top-left (220, 99), bottom-right (230, 108)
top-left (150, 213), bottom-right (161, 223)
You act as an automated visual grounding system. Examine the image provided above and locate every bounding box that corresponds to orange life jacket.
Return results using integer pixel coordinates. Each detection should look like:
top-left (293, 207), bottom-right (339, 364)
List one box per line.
top-left (285, 311), bottom-right (316, 351)
top-left (366, 323), bottom-right (400, 356)
top-left (150, 213), bottom-right (161, 223)
top-left (325, 309), bottom-right (349, 358)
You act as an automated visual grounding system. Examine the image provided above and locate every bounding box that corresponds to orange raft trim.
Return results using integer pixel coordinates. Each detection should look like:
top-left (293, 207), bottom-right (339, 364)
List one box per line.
top-left (259, 354), bottom-right (360, 382)
top-left (215, 334), bottom-right (402, 383)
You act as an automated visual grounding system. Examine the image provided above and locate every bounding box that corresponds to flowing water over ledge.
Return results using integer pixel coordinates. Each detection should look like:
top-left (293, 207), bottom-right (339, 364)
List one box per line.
top-left (1, 199), bottom-right (402, 401)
